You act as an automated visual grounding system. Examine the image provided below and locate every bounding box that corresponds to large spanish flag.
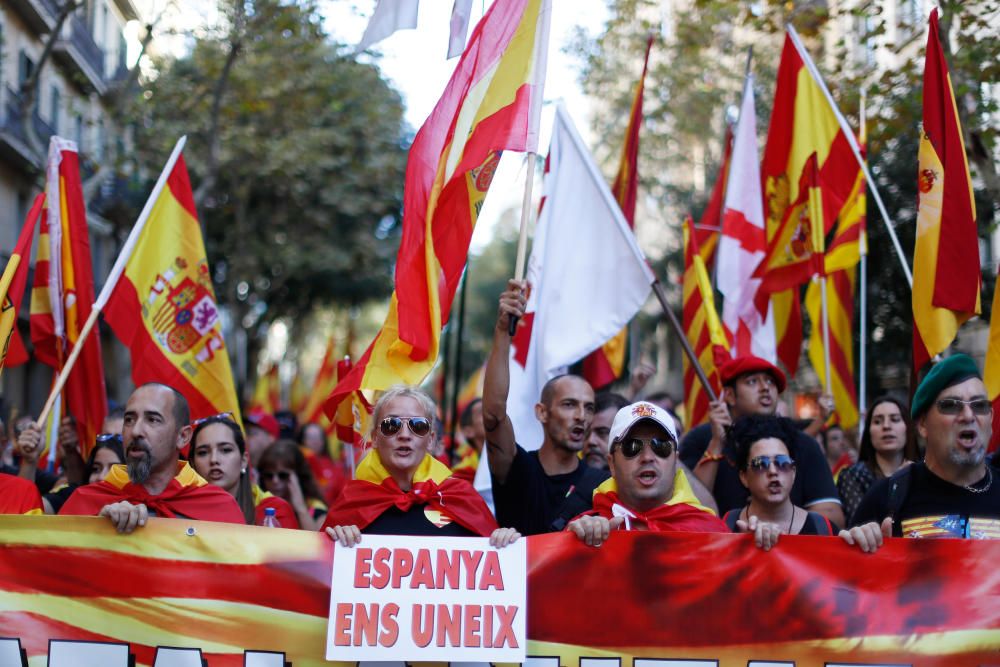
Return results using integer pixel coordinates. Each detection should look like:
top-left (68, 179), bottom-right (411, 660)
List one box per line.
top-left (582, 35), bottom-right (653, 389)
top-left (101, 142), bottom-right (241, 424)
top-left (0, 194), bottom-right (43, 377)
top-left (911, 8), bottom-right (980, 376)
top-left (761, 33), bottom-right (861, 376)
top-left (323, 0), bottom-right (551, 415)
top-left (985, 270), bottom-right (1000, 453)
top-left (682, 217), bottom-right (729, 428)
top-left (29, 138), bottom-right (107, 453)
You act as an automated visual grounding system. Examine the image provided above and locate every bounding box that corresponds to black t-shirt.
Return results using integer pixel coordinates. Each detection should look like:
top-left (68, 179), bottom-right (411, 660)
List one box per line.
top-left (851, 462), bottom-right (1000, 538)
top-left (492, 445), bottom-right (609, 535)
top-left (679, 423), bottom-right (841, 517)
top-left (363, 504), bottom-right (478, 537)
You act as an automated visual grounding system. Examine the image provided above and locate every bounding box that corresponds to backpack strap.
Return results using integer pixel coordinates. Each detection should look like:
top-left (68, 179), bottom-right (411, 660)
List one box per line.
top-left (885, 464), bottom-right (914, 526)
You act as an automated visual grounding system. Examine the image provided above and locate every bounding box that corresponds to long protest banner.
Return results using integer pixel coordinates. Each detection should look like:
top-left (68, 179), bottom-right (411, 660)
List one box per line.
top-left (1, 516), bottom-right (999, 666)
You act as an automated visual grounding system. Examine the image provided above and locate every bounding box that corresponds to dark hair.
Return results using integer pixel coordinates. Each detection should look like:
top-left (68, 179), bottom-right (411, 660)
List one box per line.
top-left (85, 435), bottom-right (125, 477)
top-left (135, 382), bottom-right (190, 430)
top-left (188, 415), bottom-right (255, 524)
top-left (459, 399), bottom-right (483, 428)
top-left (258, 439), bottom-right (323, 504)
top-left (595, 392), bottom-right (630, 414)
top-left (727, 414), bottom-right (800, 471)
top-left (643, 390), bottom-right (674, 405)
top-left (298, 422), bottom-right (325, 444)
top-left (859, 396), bottom-right (919, 472)
top-left (539, 374), bottom-right (590, 407)
top-left (106, 405), bottom-right (125, 420)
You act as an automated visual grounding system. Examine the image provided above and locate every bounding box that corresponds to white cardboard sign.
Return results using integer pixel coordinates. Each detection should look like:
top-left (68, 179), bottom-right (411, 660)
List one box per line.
top-left (326, 535), bottom-right (527, 662)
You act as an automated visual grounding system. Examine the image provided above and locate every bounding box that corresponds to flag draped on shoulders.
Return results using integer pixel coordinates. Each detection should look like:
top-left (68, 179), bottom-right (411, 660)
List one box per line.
top-left (29, 138), bottom-right (107, 453)
top-left (324, 0), bottom-right (552, 418)
top-left (717, 75), bottom-right (775, 363)
top-left (0, 194), bottom-right (43, 376)
top-left (911, 8), bottom-right (980, 376)
top-left (101, 150), bottom-right (242, 425)
top-left (760, 33), bottom-right (862, 376)
top-left (682, 217), bottom-right (729, 428)
top-left (506, 104), bottom-right (654, 450)
top-left (582, 35), bottom-right (653, 390)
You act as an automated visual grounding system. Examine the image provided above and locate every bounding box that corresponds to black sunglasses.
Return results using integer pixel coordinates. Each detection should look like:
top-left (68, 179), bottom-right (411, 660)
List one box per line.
top-left (261, 470), bottom-right (291, 481)
top-left (379, 416), bottom-right (432, 437)
top-left (613, 437), bottom-right (675, 459)
top-left (748, 454), bottom-right (795, 473)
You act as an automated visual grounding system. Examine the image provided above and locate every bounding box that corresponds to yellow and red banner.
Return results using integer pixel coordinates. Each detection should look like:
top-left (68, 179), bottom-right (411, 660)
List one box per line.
top-left (582, 35), bottom-right (653, 389)
top-left (302, 335), bottom-right (339, 426)
top-left (985, 270), bottom-right (1000, 453)
top-left (323, 0), bottom-right (551, 417)
top-left (248, 363), bottom-right (280, 414)
top-left (0, 193), bottom-right (43, 376)
top-left (911, 8), bottom-right (980, 376)
top-left (3, 516), bottom-right (1000, 665)
top-left (29, 138), bottom-right (107, 453)
top-left (681, 217), bottom-right (728, 428)
top-left (102, 152), bottom-right (241, 425)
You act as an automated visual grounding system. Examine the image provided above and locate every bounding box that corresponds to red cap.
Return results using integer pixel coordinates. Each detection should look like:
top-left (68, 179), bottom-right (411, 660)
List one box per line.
top-left (245, 409), bottom-right (280, 439)
top-left (718, 356), bottom-right (787, 393)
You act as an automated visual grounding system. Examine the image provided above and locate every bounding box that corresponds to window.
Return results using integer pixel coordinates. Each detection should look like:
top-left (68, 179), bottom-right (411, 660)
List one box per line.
top-left (76, 114), bottom-right (84, 149)
top-left (50, 85), bottom-right (60, 133)
top-left (19, 51), bottom-right (34, 85)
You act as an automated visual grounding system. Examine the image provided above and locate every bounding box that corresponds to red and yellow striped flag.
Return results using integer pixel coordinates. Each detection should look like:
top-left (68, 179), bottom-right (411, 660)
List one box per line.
top-left (302, 335), bottom-right (339, 426)
top-left (985, 269), bottom-right (1000, 453)
top-left (248, 363), bottom-right (280, 414)
top-left (682, 217), bottom-right (729, 428)
top-left (761, 33), bottom-right (862, 377)
top-left (29, 138), bottom-right (107, 453)
top-left (323, 0), bottom-right (551, 415)
top-left (0, 194), bottom-right (43, 377)
top-left (582, 35), bottom-right (653, 389)
top-left (101, 146), bottom-right (241, 425)
top-left (912, 8), bottom-right (980, 376)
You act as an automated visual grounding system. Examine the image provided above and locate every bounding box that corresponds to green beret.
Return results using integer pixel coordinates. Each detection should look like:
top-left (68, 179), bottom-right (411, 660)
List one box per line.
top-left (911, 353), bottom-right (982, 418)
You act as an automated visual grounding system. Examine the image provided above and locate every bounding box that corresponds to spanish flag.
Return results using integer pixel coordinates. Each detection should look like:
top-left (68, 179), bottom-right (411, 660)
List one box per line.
top-left (0, 194), bottom-right (43, 377)
top-left (101, 141), bottom-right (242, 424)
top-left (323, 0), bottom-right (551, 415)
top-left (248, 363), bottom-right (280, 414)
top-left (761, 33), bottom-right (862, 376)
top-left (301, 334), bottom-right (339, 426)
top-left (912, 8), bottom-right (980, 376)
top-left (682, 217), bottom-right (729, 428)
top-left (29, 138), bottom-right (107, 453)
top-left (985, 272), bottom-right (1000, 453)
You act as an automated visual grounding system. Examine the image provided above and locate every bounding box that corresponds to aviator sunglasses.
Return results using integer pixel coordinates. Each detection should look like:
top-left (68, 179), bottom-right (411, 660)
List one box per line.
top-left (935, 398), bottom-right (992, 416)
top-left (379, 416), bottom-right (432, 437)
top-left (748, 454), bottom-right (796, 473)
top-left (613, 437), bottom-right (675, 459)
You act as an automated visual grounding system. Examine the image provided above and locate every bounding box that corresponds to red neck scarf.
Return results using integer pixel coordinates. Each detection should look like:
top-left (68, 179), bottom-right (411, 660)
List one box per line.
top-left (587, 472), bottom-right (728, 533)
top-left (322, 451), bottom-right (497, 536)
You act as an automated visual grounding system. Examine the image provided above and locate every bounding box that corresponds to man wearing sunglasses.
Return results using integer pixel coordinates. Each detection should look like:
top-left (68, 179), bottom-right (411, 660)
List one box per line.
top-left (567, 401), bottom-right (727, 546)
top-left (848, 354), bottom-right (1000, 547)
top-left (59, 383), bottom-right (244, 531)
top-left (679, 355), bottom-right (844, 528)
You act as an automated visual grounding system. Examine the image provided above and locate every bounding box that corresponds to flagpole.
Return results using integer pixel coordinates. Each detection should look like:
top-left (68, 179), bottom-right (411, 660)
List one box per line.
top-left (786, 25), bottom-right (912, 288)
top-left (651, 280), bottom-right (718, 402)
top-left (448, 266), bottom-right (469, 454)
top-left (858, 90), bottom-right (868, 438)
top-left (36, 136), bottom-right (188, 427)
top-left (509, 151), bottom-right (536, 335)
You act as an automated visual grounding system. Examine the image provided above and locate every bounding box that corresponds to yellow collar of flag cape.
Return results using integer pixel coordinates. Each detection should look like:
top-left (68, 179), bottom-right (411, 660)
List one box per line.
top-left (594, 468), bottom-right (717, 516)
top-left (104, 461), bottom-right (208, 490)
top-left (250, 484), bottom-right (275, 506)
top-left (356, 449), bottom-right (452, 486)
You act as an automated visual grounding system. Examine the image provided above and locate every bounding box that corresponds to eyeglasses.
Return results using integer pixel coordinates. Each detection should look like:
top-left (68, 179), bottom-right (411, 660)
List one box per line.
top-left (379, 416), bottom-right (432, 437)
top-left (613, 437), bottom-right (675, 459)
top-left (95, 433), bottom-right (123, 445)
top-left (935, 398), bottom-right (993, 416)
top-left (748, 454), bottom-right (796, 473)
top-left (260, 470), bottom-right (291, 481)
top-left (192, 411), bottom-right (235, 427)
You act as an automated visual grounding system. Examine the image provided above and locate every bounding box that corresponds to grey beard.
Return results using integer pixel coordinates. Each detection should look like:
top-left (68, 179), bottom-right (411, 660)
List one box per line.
top-left (127, 454), bottom-right (152, 484)
top-left (949, 446), bottom-right (986, 468)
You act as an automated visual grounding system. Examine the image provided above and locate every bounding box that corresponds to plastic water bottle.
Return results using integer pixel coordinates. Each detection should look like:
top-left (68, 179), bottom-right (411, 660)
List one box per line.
top-left (261, 507), bottom-right (281, 528)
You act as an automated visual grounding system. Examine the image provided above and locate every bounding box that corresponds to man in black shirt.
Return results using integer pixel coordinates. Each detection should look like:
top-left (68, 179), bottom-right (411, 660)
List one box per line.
top-left (851, 354), bottom-right (1000, 544)
top-left (482, 279), bottom-right (609, 535)
top-left (679, 355), bottom-right (844, 527)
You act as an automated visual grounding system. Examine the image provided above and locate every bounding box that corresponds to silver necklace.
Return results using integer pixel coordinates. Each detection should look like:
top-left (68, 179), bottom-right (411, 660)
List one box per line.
top-left (965, 466), bottom-right (993, 494)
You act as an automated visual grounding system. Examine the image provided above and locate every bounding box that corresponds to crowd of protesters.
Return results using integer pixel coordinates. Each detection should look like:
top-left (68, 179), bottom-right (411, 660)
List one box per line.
top-left (1, 281), bottom-right (998, 554)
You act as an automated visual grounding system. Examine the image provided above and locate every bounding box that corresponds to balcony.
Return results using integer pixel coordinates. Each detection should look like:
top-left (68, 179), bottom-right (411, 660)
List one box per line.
top-left (0, 85), bottom-right (55, 172)
top-left (53, 16), bottom-right (106, 95)
top-left (6, 0), bottom-right (59, 35)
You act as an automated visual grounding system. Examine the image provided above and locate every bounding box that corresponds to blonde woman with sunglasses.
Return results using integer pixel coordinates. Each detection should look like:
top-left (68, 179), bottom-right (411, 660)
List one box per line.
top-left (323, 385), bottom-right (520, 548)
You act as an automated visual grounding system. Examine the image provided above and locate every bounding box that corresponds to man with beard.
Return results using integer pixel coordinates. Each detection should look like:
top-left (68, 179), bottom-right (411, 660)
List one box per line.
top-left (850, 354), bottom-right (1000, 544)
top-left (679, 355), bottom-right (844, 527)
top-left (59, 383), bottom-right (243, 532)
top-left (483, 280), bottom-right (609, 535)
